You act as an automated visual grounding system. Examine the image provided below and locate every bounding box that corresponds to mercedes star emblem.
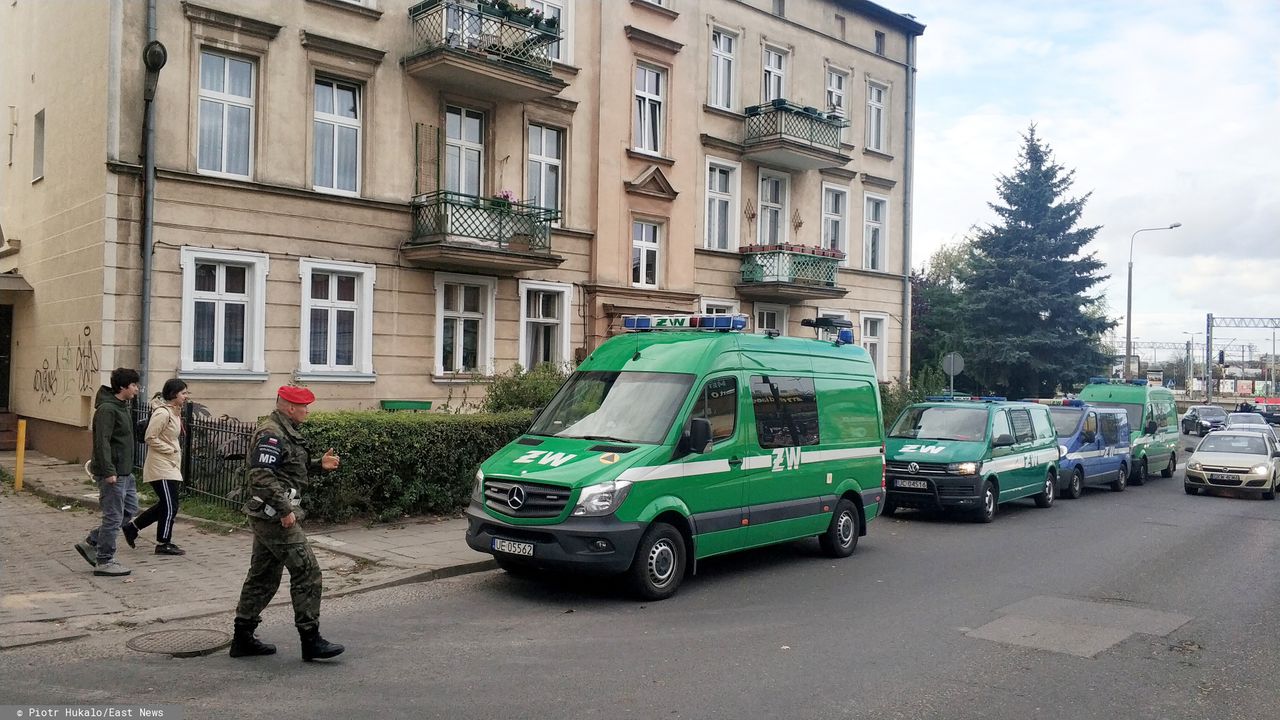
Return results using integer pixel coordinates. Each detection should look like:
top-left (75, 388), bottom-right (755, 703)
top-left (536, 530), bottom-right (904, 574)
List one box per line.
top-left (507, 485), bottom-right (526, 510)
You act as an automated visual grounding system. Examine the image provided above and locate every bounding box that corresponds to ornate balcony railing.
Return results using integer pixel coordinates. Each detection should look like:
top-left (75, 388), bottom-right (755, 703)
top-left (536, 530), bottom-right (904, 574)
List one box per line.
top-left (408, 0), bottom-right (560, 76)
top-left (744, 100), bottom-right (848, 153)
top-left (409, 190), bottom-right (559, 253)
top-left (740, 245), bottom-right (843, 287)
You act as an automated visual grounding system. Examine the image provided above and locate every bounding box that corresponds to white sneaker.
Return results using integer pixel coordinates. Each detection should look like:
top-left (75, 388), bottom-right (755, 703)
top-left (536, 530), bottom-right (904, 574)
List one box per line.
top-left (93, 561), bottom-right (131, 577)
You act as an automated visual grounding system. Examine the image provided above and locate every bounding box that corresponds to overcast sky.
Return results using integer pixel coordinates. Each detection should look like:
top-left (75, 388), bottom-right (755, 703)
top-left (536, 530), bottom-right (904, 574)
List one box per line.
top-left (889, 0), bottom-right (1280, 364)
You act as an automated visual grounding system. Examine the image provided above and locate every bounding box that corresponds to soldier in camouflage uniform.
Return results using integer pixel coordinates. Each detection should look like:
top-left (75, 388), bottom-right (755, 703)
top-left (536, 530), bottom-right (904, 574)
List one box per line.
top-left (230, 385), bottom-right (344, 661)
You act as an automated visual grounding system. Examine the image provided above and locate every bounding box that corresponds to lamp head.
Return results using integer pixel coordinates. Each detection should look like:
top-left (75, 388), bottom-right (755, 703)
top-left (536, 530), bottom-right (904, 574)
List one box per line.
top-left (1169, 222), bottom-right (1182, 228)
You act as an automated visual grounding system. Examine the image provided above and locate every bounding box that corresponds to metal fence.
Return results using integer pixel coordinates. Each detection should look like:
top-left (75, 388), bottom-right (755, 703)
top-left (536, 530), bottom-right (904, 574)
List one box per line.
top-left (744, 102), bottom-right (846, 152)
top-left (409, 190), bottom-right (558, 251)
top-left (408, 0), bottom-right (560, 76)
top-left (133, 403), bottom-right (256, 510)
top-left (740, 249), bottom-right (841, 287)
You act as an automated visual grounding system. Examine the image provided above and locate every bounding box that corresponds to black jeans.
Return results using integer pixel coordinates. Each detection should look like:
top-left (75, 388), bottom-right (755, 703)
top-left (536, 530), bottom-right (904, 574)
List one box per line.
top-left (134, 479), bottom-right (181, 544)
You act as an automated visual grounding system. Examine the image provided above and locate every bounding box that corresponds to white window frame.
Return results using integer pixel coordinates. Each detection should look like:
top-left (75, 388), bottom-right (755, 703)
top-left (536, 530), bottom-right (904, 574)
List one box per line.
top-left (709, 27), bottom-right (737, 110)
top-left (816, 308), bottom-right (849, 342)
top-left (312, 77), bottom-right (362, 197)
top-left (178, 247), bottom-right (269, 379)
top-left (634, 63), bottom-right (665, 155)
top-left (758, 170), bottom-right (790, 246)
top-left (433, 272), bottom-right (497, 377)
top-left (518, 279), bottom-right (573, 370)
top-left (866, 80), bottom-right (888, 152)
top-left (826, 66), bottom-right (848, 118)
top-left (822, 183), bottom-right (849, 262)
top-left (297, 259), bottom-right (376, 380)
top-left (527, 122), bottom-right (564, 218)
top-left (701, 298), bottom-right (740, 315)
top-left (704, 156), bottom-right (741, 251)
top-left (197, 50), bottom-right (255, 179)
top-left (632, 219), bottom-right (662, 288)
top-left (863, 192), bottom-right (889, 271)
top-left (762, 46), bottom-right (787, 103)
top-left (528, 0), bottom-right (569, 64)
top-left (754, 302), bottom-right (788, 336)
top-left (32, 109), bottom-right (44, 181)
top-left (861, 312), bottom-right (888, 380)
top-left (445, 105), bottom-right (485, 197)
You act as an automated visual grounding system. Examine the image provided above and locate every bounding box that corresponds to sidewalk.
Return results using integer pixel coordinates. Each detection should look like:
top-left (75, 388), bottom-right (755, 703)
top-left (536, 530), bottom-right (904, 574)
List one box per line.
top-left (0, 450), bottom-right (493, 650)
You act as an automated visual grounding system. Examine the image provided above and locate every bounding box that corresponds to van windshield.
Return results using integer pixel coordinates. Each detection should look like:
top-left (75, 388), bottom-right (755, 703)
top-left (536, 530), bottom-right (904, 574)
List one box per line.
top-left (1087, 401), bottom-right (1142, 429)
top-left (889, 406), bottom-right (988, 441)
top-left (1049, 407), bottom-right (1084, 437)
top-left (528, 370), bottom-right (695, 445)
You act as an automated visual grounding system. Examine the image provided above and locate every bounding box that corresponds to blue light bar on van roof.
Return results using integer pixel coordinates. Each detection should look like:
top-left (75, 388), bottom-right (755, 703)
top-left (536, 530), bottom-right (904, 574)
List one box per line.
top-left (923, 394), bottom-right (1007, 403)
top-left (1129, 379), bottom-right (1149, 386)
top-left (1089, 376), bottom-right (1111, 385)
top-left (622, 313), bottom-right (749, 332)
top-left (1029, 398), bottom-right (1086, 407)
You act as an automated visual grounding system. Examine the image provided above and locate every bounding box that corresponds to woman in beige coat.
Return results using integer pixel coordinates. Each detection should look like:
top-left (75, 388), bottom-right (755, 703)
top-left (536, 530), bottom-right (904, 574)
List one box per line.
top-left (130, 378), bottom-right (189, 555)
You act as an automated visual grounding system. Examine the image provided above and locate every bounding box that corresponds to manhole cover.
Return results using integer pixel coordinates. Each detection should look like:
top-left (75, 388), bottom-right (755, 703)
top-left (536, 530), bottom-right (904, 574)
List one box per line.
top-left (127, 629), bottom-right (231, 657)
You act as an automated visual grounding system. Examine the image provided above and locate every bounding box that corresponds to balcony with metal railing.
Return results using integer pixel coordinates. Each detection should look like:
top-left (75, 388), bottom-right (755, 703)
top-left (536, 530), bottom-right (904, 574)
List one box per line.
top-left (402, 190), bottom-right (565, 274)
top-left (743, 100), bottom-right (852, 171)
top-left (736, 244), bottom-right (849, 301)
top-left (404, 0), bottom-right (568, 101)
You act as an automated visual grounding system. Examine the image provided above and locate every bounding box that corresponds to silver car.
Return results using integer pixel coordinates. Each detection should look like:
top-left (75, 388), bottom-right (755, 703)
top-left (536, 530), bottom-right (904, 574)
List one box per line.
top-left (1185, 431), bottom-right (1280, 499)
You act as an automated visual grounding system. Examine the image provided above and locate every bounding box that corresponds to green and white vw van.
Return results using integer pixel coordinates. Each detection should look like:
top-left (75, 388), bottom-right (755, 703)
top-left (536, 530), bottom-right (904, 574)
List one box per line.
top-left (1077, 378), bottom-right (1179, 484)
top-left (465, 314), bottom-right (886, 600)
top-left (883, 397), bottom-right (1060, 523)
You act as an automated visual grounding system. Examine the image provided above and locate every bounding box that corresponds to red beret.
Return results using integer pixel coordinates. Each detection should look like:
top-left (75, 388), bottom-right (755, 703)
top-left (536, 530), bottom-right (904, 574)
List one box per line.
top-left (278, 386), bottom-right (316, 405)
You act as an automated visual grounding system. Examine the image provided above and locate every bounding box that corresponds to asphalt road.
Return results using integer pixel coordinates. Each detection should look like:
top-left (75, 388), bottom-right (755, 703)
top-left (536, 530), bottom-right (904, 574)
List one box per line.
top-left (3, 434), bottom-right (1278, 720)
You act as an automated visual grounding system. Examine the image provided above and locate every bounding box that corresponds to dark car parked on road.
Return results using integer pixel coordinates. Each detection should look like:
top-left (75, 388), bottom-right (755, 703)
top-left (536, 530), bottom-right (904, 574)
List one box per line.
top-left (1182, 405), bottom-right (1228, 435)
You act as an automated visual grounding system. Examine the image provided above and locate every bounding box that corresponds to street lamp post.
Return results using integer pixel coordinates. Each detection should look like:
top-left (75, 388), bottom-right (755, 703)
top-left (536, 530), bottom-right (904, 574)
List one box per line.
top-left (1124, 223), bottom-right (1182, 380)
top-left (1183, 331), bottom-right (1201, 398)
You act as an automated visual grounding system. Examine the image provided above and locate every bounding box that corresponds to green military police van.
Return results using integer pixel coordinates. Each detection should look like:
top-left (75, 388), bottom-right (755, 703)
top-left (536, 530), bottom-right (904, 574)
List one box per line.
top-left (883, 397), bottom-right (1060, 522)
top-left (465, 313), bottom-right (886, 600)
top-left (1076, 378), bottom-right (1179, 484)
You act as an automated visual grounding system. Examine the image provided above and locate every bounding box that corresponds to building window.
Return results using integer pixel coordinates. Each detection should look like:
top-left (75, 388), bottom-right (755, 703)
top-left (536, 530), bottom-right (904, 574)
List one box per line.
top-left (866, 81), bottom-right (888, 152)
top-left (179, 247), bottom-right (268, 376)
top-left (527, 123), bottom-right (563, 215)
top-left (771, 0), bottom-right (785, 17)
top-left (31, 109), bottom-right (44, 181)
top-left (709, 28), bottom-right (736, 110)
top-left (519, 280), bottom-right (572, 369)
top-left (298, 259), bottom-right (375, 378)
top-left (705, 157), bottom-right (740, 250)
top-left (445, 105), bottom-right (484, 196)
top-left (634, 64), bottom-right (665, 154)
top-left (754, 302), bottom-right (787, 336)
top-left (313, 78), bottom-right (361, 195)
top-left (758, 172), bottom-right (789, 246)
top-left (822, 184), bottom-right (848, 259)
top-left (864, 193), bottom-right (887, 271)
top-left (197, 50), bottom-right (254, 178)
top-left (434, 273), bottom-right (496, 376)
top-left (816, 309), bottom-right (849, 342)
top-left (632, 220), bottom-right (660, 288)
top-left (762, 47), bottom-right (786, 103)
top-left (862, 313), bottom-right (887, 379)
top-left (875, 31), bottom-right (886, 56)
top-left (826, 68), bottom-right (847, 118)
top-left (528, 0), bottom-right (565, 62)
top-left (701, 298), bottom-right (739, 315)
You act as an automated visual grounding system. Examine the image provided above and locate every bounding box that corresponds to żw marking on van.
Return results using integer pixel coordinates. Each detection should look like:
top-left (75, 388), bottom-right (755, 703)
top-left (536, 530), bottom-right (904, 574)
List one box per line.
top-left (772, 447), bottom-right (802, 472)
top-left (900, 444), bottom-right (946, 454)
top-left (514, 450), bottom-right (578, 467)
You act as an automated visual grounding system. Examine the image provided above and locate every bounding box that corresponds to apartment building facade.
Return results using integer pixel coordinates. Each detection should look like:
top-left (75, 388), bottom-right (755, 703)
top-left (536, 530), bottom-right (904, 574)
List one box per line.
top-left (0, 0), bottom-right (923, 459)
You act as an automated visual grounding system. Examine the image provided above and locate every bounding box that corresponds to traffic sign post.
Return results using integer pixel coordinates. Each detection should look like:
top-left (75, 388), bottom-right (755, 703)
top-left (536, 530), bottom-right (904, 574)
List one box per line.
top-left (942, 352), bottom-right (964, 398)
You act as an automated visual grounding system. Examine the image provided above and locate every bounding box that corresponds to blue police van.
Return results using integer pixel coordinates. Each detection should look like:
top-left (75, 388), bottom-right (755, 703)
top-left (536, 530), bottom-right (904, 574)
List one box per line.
top-left (1038, 399), bottom-right (1133, 496)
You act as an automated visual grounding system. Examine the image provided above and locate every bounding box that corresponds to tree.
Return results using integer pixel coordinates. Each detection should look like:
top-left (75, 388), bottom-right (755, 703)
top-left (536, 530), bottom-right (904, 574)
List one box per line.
top-left (911, 240), bottom-right (974, 390)
top-left (955, 125), bottom-right (1116, 398)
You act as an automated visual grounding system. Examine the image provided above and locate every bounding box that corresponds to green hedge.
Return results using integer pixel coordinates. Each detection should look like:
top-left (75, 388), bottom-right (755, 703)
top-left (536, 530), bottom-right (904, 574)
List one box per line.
top-left (299, 410), bottom-right (534, 523)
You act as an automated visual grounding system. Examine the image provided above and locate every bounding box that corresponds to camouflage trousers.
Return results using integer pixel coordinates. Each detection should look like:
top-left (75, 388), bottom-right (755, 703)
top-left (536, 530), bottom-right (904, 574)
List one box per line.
top-left (234, 517), bottom-right (322, 631)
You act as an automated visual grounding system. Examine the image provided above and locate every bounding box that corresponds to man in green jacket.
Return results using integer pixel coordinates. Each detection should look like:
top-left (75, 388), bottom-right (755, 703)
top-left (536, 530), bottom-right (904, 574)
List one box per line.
top-left (73, 367), bottom-right (141, 577)
top-left (230, 385), bottom-right (345, 662)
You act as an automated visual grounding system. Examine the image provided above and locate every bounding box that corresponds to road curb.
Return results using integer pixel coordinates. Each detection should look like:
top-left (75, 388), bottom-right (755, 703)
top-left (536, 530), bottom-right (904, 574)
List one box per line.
top-left (0, 628), bottom-right (91, 651)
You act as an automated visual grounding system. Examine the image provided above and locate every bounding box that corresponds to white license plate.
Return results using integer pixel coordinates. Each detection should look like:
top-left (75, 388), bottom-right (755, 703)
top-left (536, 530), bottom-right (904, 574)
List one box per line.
top-left (1209, 473), bottom-right (1239, 482)
top-left (492, 538), bottom-right (534, 556)
top-left (895, 479), bottom-right (929, 489)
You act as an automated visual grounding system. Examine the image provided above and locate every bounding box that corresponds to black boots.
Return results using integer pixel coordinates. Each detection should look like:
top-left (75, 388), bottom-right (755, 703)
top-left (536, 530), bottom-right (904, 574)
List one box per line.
top-left (299, 625), bottom-right (344, 661)
top-left (229, 618), bottom-right (277, 658)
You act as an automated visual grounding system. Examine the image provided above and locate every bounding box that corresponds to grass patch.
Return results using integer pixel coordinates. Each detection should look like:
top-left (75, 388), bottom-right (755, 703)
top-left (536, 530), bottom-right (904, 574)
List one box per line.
top-left (179, 493), bottom-right (247, 528)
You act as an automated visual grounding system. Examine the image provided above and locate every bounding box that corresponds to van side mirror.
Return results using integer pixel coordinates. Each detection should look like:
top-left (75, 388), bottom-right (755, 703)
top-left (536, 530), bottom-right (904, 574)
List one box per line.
top-left (993, 434), bottom-right (1015, 448)
top-left (1145, 420), bottom-right (1158, 435)
top-left (688, 418), bottom-right (713, 454)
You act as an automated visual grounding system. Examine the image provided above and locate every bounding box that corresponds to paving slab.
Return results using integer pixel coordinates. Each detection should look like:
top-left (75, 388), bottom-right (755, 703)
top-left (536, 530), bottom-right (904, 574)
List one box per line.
top-left (966, 615), bottom-right (1133, 658)
top-left (996, 595), bottom-right (1192, 636)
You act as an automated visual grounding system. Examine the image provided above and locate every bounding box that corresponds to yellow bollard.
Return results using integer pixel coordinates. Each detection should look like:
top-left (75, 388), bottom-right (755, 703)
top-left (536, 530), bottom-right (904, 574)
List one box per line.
top-left (14, 418), bottom-right (26, 491)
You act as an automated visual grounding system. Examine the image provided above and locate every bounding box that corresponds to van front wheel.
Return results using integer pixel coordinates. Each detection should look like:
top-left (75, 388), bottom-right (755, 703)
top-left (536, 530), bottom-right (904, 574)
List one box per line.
top-left (819, 499), bottom-right (860, 558)
top-left (628, 523), bottom-right (685, 601)
top-left (974, 480), bottom-right (997, 524)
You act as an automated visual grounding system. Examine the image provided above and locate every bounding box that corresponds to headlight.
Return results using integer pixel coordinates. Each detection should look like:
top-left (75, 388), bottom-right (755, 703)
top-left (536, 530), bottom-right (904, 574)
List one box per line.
top-left (1199, 420), bottom-right (1210, 427)
top-left (948, 462), bottom-right (979, 475)
top-left (1250, 464), bottom-right (1269, 476)
top-left (1187, 461), bottom-right (1202, 471)
top-left (472, 469), bottom-right (485, 503)
top-left (572, 480), bottom-right (632, 517)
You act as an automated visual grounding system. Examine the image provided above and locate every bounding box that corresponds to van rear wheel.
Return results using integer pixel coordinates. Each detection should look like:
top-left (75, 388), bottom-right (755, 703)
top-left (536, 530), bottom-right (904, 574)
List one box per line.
top-left (1065, 468), bottom-right (1084, 499)
top-left (628, 523), bottom-right (685, 601)
top-left (819, 499), bottom-right (860, 558)
top-left (1033, 472), bottom-right (1055, 508)
top-left (1111, 465), bottom-right (1127, 492)
top-left (1161, 453), bottom-right (1176, 478)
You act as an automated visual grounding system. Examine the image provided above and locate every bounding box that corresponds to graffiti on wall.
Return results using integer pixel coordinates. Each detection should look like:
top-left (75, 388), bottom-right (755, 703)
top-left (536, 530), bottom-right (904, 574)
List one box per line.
top-left (33, 325), bottom-right (100, 404)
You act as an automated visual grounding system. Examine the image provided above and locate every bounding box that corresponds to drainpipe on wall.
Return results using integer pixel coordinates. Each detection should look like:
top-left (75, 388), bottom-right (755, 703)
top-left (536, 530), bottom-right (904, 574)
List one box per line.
top-left (900, 31), bottom-right (918, 383)
top-left (139, 0), bottom-right (166, 400)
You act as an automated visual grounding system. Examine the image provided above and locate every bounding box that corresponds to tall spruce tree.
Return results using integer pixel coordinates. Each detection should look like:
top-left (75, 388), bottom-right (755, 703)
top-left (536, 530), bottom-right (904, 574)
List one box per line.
top-left (957, 125), bottom-right (1115, 398)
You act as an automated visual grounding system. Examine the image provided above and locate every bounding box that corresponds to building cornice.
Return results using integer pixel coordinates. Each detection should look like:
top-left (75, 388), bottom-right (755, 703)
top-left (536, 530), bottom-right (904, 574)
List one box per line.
top-left (861, 173), bottom-right (897, 190)
top-left (300, 30), bottom-right (386, 64)
top-left (305, 0), bottom-right (383, 21)
top-left (624, 25), bottom-right (684, 54)
top-left (181, 2), bottom-right (282, 40)
top-left (629, 0), bottom-right (680, 21)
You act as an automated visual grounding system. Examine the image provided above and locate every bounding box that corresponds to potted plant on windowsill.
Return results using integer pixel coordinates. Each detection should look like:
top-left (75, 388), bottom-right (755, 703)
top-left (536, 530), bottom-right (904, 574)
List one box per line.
top-left (490, 189), bottom-right (517, 210)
